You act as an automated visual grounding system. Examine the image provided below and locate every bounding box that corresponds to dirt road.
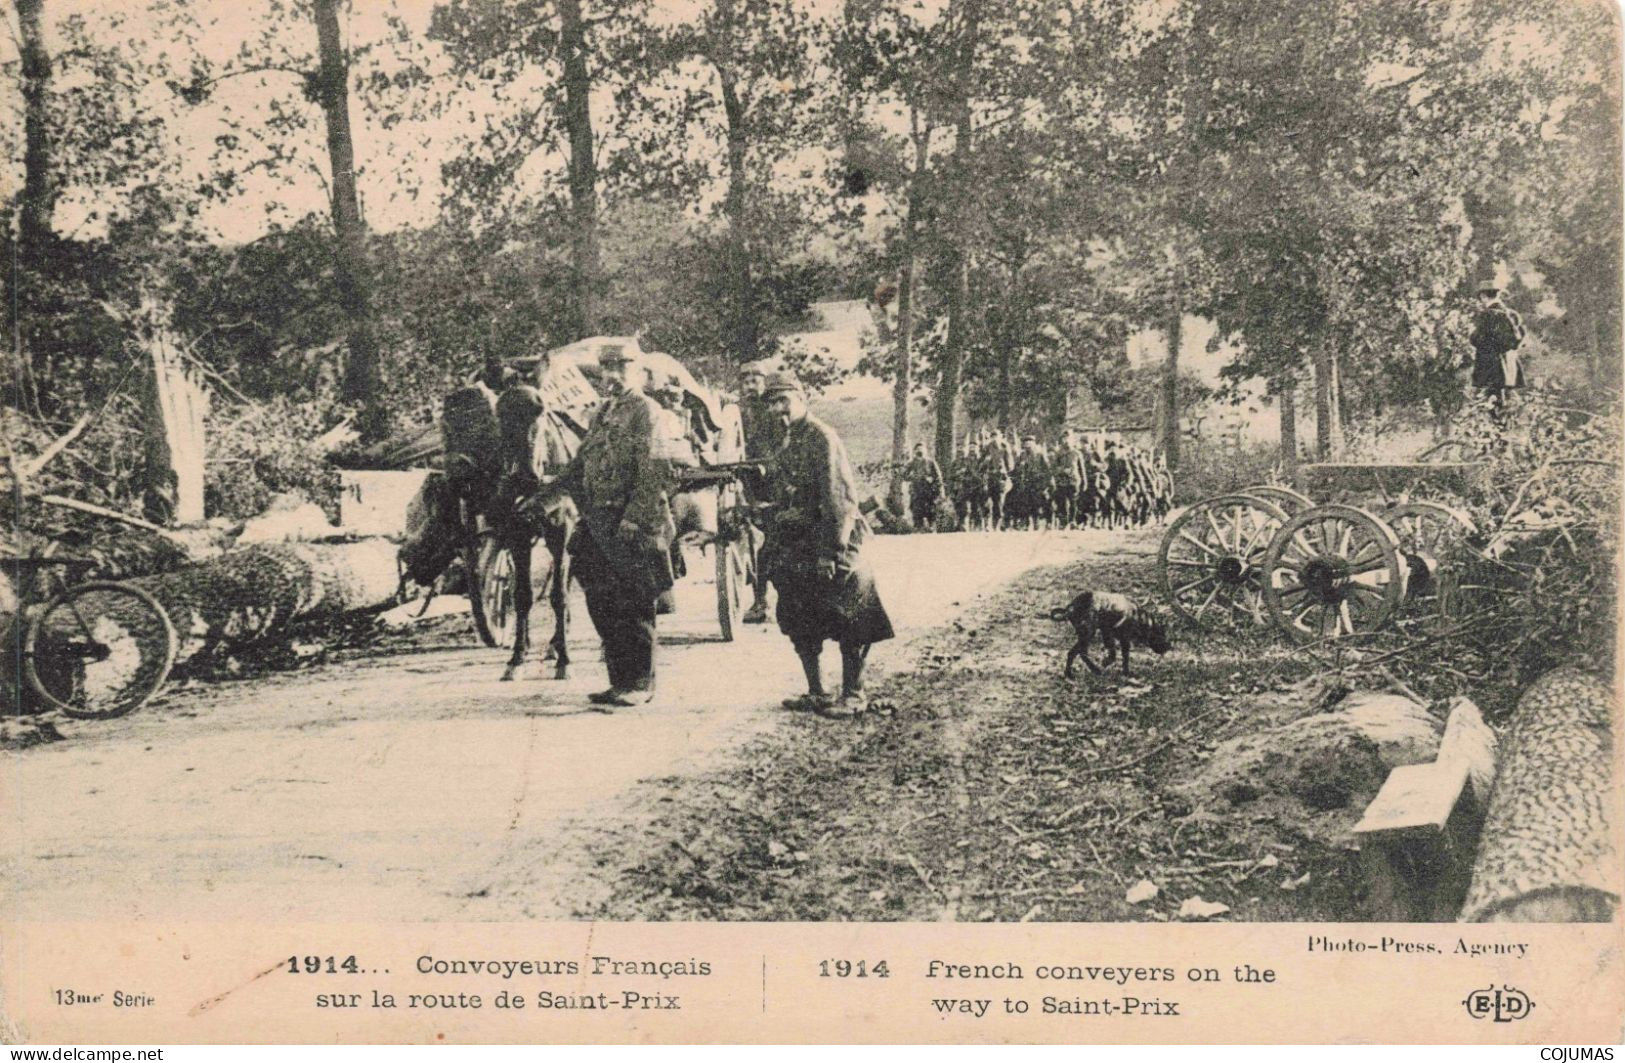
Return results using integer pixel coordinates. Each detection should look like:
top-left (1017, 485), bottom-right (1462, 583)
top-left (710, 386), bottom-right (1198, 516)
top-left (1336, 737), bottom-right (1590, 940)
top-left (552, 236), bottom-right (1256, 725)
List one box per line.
top-left (4, 529), bottom-right (1138, 922)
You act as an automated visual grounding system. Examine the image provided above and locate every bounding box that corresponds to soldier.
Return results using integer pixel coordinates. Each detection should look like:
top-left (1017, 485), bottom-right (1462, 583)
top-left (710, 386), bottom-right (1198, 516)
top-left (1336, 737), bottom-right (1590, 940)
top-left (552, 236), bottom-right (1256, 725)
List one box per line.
top-left (903, 442), bottom-right (945, 532)
top-left (980, 435), bottom-right (1012, 531)
top-left (1103, 439), bottom-right (1130, 529)
top-left (560, 343), bottom-right (677, 708)
top-left (1050, 431), bottom-right (1085, 529)
top-left (1155, 452), bottom-right (1174, 521)
top-left (737, 362), bottom-right (779, 624)
top-left (758, 372), bottom-right (894, 717)
top-left (737, 361), bottom-right (783, 460)
top-left (648, 371), bottom-right (696, 585)
top-left (953, 440), bottom-right (986, 531)
top-left (1467, 282), bottom-right (1527, 411)
top-left (1008, 435), bottom-right (1053, 530)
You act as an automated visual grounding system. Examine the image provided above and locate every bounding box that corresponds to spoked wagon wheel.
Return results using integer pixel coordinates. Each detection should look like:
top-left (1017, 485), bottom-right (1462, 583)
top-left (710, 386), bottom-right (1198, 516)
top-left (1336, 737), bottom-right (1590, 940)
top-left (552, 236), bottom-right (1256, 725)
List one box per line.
top-left (1385, 501), bottom-right (1477, 618)
top-left (468, 533), bottom-right (516, 648)
top-left (715, 535), bottom-right (752, 642)
top-left (1262, 505), bottom-right (1405, 644)
top-left (1242, 484), bottom-right (1315, 517)
top-left (1158, 493), bottom-right (1288, 625)
top-left (714, 484), bottom-right (756, 643)
top-left (24, 582), bottom-right (178, 719)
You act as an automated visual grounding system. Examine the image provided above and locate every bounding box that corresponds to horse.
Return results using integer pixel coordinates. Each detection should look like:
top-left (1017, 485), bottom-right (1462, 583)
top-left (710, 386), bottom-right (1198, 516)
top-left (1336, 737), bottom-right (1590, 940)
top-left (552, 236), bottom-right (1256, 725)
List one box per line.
top-left (489, 384), bottom-right (581, 681)
top-left (401, 373), bottom-right (746, 683)
top-left (399, 382), bottom-right (580, 682)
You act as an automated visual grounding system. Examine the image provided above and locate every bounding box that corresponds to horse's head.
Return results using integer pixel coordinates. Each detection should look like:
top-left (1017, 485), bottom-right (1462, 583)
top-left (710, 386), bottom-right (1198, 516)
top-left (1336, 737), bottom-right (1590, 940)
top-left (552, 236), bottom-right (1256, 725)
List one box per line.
top-left (399, 471), bottom-right (462, 587)
top-left (496, 384), bottom-right (549, 481)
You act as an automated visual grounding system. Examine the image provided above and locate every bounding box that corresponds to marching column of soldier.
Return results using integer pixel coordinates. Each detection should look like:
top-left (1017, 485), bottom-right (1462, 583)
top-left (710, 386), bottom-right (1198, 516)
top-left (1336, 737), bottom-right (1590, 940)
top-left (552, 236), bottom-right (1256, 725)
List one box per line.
top-left (913, 426), bottom-right (1173, 533)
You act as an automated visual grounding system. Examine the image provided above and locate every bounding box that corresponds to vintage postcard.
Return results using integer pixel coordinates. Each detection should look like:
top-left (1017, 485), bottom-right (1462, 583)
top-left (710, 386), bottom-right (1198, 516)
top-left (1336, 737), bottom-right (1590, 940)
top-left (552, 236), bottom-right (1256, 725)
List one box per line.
top-left (2, 0), bottom-right (1621, 1046)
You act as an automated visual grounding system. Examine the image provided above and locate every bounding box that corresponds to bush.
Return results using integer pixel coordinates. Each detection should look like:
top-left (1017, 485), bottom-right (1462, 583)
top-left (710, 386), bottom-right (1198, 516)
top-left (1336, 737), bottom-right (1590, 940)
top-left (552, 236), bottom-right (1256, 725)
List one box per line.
top-left (205, 398), bottom-right (342, 522)
top-left (1170, 434), bottom-right (1283, 505)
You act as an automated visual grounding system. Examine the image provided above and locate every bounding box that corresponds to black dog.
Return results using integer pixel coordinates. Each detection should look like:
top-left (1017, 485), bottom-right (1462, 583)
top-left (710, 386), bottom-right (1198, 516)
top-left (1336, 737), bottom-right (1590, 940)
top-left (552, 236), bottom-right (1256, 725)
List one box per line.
top-left (1045, 590), bottom-right (1171, 678)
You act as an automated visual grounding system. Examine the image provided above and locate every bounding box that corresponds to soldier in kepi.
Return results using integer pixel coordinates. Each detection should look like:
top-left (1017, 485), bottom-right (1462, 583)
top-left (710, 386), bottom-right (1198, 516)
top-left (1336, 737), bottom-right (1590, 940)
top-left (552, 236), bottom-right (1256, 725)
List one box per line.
top-left (559, 343), bottom-right (677, 708)
top-left (758, 371), bottom-right (894, 718)
top-left (737, 361), bottom-right (780, 625)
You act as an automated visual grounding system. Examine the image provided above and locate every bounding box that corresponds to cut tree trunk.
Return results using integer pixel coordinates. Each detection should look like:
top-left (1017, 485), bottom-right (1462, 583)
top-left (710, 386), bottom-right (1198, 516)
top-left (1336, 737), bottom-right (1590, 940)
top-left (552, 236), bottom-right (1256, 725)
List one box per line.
top-left (1459, 668), bottom-right (1620, 923)
top-left (128, 539), bottom-right (402, 667)
top-left (141, 333), bottom-right (209, 525)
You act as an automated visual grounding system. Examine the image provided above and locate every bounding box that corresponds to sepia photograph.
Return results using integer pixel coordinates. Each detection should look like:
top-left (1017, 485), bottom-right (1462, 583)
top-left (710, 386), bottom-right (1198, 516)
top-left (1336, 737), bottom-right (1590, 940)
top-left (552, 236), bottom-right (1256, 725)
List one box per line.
top-left (1, 0), bottom-right (1621, 1045)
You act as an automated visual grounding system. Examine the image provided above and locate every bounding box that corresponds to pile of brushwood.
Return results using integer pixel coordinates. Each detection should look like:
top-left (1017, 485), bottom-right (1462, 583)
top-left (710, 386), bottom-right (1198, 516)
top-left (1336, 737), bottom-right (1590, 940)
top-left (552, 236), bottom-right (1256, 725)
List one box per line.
top-left (1355, 384), bottom-right (1619, 719)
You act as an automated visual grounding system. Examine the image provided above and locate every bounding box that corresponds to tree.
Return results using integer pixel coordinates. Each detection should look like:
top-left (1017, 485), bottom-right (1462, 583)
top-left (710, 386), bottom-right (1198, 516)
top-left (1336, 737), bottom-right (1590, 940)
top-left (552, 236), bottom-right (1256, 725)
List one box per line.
top-left (312, 0), bottom-right (384, 439)
top-left (1179, 0), bottom-right (1619, 457)
top-left (645, 0), bottom-right (822, 364)
top-left (833, 0), bottom-right (949, 498)
top-left (3, 1), bottom-right (195, 412)
top-left (165, 0), bottom-right (419, 440)
top-left (428, 0), bottom-right (656, 342)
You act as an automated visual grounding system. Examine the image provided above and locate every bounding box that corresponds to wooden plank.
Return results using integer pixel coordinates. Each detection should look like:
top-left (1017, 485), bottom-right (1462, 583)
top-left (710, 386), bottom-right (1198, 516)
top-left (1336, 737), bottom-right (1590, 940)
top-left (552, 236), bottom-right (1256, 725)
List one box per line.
top-left (1354, 759), bottom-right (1470, 839)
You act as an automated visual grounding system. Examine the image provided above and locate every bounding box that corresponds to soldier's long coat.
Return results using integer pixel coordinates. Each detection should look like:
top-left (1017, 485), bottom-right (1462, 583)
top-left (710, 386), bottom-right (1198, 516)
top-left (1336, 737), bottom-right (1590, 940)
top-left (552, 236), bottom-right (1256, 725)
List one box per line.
top-left (762, 414), bottom-right (894, 649)
top-left (1470, 302), bottom-right (1527, 390)
top-left (566, 389), bottom-right (677, 599)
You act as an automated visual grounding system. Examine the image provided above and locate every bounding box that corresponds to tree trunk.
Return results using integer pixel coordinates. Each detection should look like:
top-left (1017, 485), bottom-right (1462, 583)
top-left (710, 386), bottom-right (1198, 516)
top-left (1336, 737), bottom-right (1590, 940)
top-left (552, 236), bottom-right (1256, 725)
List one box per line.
top-left (1278, 375), bottom-right (1298, 481)
top-left (1161, 298), bottom-right (1183, 469)
top-left (997, 345), bottom-right (1013, 431)
top-left (559, 0), bottom-right (601, 338)
top-left (129, 539), bottom-right (403, 667)
top-left (1314, 343), bottom-right (1342, 459)
top-left (313, 0), bottom-right (385, 442)
top-left (889, 136), bottom-right (924, 512)
top-left (934, 0), bottom-right (980, 471)
top-left (1459, 668), bottom-right (1619, 923)
top-left (718, 68), bottom-right (758, 364)
top-left (15, 0), bottom-right (54, 403)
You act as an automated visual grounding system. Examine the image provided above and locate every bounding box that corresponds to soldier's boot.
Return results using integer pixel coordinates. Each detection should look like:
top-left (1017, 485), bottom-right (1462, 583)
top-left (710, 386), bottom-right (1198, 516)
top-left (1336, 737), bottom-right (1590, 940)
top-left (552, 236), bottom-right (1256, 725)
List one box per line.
top-left (784, 647), bottom-right (831, 712)
top-left (823, 643), bottom-right (869, 719)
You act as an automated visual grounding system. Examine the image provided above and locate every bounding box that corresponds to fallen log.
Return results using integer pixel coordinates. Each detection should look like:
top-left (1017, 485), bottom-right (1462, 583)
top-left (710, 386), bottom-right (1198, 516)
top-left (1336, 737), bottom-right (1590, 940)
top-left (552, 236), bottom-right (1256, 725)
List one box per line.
top-left (1459, 668), bottom-right (1620, 923)
top-left (126, 538), bottom-right (403, 666)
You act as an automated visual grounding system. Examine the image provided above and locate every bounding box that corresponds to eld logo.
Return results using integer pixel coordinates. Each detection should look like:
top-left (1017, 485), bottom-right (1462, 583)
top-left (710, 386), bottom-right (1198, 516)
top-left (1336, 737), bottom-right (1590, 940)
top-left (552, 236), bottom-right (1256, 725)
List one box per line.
top-left (1462, 984), bottom-right (1535, 1023)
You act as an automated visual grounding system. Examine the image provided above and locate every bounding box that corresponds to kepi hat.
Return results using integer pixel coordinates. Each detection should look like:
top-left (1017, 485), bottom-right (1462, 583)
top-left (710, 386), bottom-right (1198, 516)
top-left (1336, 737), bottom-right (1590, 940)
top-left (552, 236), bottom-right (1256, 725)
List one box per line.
top-left (760, 370), bottom-right (803, 397)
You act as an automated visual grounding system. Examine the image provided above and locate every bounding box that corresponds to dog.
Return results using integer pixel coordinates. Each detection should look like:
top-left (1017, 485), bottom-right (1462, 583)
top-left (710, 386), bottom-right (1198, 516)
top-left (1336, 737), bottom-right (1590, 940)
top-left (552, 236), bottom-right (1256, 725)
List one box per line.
top-left (1045, 590), bottom-right (1171, 678)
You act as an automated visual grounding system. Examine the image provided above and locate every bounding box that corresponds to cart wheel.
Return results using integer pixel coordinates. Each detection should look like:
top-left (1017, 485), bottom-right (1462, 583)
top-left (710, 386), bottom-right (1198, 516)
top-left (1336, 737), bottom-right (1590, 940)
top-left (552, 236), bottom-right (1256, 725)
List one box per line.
top-left (716, 535), bottom-right (750, 642)
top-left (1158, 494), bottom-right (1288, 624)
top-left (1262, 505), bottom-right (1404, 643)
top-left (24, 581), bottom-right (177, 719)
top-left (1385, 501), bottom-right (1477, 616)
top-left (1242, 484), bottom-right (1315, 517)
top-left (469, 534), bottom-right (516, 648)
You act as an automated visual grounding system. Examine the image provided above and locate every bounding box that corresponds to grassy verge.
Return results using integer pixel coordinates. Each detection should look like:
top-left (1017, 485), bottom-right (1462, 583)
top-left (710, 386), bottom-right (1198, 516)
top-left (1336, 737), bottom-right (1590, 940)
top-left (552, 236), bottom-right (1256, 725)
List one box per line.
top-left (574, 551), bottom-right (1372, 922)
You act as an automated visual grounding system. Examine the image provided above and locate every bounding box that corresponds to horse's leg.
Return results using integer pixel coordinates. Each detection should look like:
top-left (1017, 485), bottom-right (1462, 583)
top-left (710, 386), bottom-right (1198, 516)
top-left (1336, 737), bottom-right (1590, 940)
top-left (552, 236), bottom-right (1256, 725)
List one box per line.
top-left (548, 520), bottom-right (571, 680)
top-left (502, 532), bottom-right (535, 681)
